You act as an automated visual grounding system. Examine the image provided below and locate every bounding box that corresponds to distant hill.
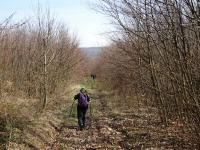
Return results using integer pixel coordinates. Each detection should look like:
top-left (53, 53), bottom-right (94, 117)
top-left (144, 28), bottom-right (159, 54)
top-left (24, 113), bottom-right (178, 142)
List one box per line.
top-left (80, 47), bottom-right (103, 58)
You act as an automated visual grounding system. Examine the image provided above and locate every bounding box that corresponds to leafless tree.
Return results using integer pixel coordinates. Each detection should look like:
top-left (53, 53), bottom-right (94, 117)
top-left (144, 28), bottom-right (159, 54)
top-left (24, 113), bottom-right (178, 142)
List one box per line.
top-left (94, 0), bottom-right (200, 137)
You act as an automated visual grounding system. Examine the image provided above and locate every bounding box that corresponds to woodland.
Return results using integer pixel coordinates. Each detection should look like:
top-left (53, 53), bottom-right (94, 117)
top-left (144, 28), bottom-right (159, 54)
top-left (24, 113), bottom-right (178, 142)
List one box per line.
top-left (0, 0), bottom-right (200, 149)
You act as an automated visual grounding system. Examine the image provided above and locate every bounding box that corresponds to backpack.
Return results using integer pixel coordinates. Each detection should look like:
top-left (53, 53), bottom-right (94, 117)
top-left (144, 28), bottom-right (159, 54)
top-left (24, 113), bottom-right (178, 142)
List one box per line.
top-left (77, 92), bottom-right (88, 108)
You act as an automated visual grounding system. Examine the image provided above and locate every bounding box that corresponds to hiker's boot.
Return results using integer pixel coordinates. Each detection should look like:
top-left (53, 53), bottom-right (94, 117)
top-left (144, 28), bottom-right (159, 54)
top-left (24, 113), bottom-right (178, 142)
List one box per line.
top-left (77, 126), bottom-right (83, 131)
top-left (83, 123), bottom-right (85, 128)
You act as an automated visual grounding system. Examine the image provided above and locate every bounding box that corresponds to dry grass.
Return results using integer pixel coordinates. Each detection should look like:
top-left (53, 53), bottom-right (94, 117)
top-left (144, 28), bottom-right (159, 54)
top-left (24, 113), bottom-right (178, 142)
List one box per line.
top-left (0, 80), bottom-right (81, 149)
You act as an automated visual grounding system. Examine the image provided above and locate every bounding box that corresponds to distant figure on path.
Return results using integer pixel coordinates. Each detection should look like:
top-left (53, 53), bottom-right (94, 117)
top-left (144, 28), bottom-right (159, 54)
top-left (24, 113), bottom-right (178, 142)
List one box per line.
top-left (90, 74), bottom-right (96, 80)
top-left (74, 88), bottom-right (90, 130)
top-left (94, 74), bottom-right (96, 80)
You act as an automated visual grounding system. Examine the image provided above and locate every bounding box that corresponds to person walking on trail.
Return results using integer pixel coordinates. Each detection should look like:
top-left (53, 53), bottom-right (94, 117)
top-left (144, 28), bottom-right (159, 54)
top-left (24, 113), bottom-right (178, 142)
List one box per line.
top-left (74, 88), bottom-right (90, 131)
top-left (90, 74), bottom-right (97, 80)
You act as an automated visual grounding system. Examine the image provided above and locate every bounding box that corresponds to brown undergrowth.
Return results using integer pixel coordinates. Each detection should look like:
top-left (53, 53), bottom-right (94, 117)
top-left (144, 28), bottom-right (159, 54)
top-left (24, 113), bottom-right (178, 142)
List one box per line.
top-left (2, 80), bottom-right (200, 149)
top-left (49, 83), bottom-right (200, 149)
top-left (0, 82), bottom-right (79, 149)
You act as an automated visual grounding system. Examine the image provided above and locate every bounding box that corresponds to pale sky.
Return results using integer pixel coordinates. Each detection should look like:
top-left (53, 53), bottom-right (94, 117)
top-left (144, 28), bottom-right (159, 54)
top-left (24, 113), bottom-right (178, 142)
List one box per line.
top-left (0, 0), bottom-right (110, 47)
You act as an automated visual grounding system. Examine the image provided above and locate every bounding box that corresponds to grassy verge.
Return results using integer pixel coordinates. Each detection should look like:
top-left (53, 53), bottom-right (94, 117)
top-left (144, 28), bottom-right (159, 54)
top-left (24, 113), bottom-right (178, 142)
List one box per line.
top-left (0, 81), bottom-right (83, 149)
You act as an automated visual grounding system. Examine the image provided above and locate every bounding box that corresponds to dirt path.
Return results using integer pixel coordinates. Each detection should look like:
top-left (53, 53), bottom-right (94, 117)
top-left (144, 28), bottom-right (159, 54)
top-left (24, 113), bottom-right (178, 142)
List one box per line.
top-left (48, 88), bottom-right (199, 150)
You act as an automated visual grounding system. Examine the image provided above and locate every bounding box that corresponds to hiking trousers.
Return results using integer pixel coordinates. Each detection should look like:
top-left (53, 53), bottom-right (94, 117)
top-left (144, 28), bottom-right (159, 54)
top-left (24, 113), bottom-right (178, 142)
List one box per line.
top-left (77, 105), bottom-right (88, 130)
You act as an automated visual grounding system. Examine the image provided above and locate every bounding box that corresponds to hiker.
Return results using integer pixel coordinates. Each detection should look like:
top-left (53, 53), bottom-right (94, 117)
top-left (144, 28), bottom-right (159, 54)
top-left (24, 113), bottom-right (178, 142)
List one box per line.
top-left (90, 74), bottom-right (97, 80)
top-left (91, 74), bottom-right (94, 80)
top-left (74, 88), bottom-right (90, 130)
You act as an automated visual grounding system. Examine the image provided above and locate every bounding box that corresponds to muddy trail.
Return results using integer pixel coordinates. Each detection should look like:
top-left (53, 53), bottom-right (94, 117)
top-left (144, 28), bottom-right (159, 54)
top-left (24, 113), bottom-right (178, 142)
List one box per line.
top-left (45, 87), bottom-right (200, 150)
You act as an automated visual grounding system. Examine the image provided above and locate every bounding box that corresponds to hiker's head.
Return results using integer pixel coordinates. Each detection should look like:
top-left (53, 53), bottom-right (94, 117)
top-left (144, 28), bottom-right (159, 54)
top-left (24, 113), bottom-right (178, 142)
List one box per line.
top-left (80, 88), bottom-right (86, 93)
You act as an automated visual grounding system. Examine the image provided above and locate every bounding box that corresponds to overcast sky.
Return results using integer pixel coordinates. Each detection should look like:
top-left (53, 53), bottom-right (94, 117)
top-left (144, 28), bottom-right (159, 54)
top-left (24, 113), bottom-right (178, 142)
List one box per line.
top-left (0, 0), bottom-right (110, 47)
